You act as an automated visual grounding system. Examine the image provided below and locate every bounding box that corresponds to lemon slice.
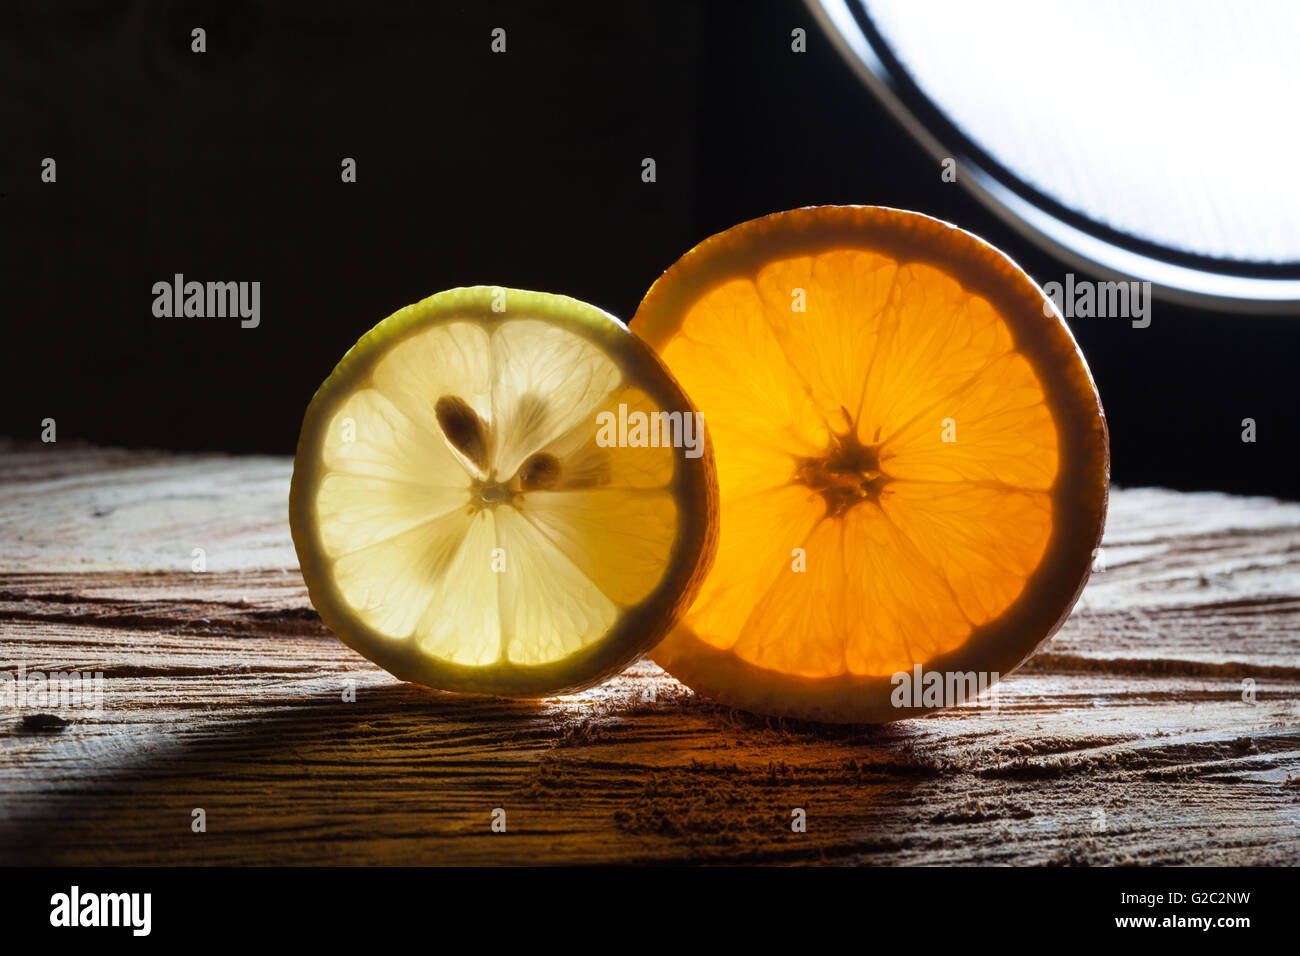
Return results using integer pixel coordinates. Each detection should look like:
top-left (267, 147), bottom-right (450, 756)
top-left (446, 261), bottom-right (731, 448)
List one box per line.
top-left (290, 287), bottom-right (717, 696)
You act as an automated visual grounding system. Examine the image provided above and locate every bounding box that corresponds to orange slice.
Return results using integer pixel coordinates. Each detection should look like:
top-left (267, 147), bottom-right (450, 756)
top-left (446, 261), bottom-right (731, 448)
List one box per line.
top-left (632, 206), bottom-right (1109, 723)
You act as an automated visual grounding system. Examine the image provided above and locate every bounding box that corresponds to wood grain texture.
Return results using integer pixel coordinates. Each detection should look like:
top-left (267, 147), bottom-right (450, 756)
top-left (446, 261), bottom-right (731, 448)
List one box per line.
top-left (2, 441), bottom-right (1299, 865)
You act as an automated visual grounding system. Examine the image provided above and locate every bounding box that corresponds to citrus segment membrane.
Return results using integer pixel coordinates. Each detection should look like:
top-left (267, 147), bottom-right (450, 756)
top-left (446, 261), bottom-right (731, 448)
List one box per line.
top-left (291, 289), bottom-right (717, 696)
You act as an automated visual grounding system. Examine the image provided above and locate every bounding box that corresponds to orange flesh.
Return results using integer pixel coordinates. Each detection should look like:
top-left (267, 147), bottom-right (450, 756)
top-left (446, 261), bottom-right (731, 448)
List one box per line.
top-left (659, 249), bottom-right (1059, 678)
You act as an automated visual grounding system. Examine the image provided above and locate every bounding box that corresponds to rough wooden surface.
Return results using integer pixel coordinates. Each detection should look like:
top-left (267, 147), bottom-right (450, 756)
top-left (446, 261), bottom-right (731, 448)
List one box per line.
top-left (1, 441), bottom-right (1298, 865)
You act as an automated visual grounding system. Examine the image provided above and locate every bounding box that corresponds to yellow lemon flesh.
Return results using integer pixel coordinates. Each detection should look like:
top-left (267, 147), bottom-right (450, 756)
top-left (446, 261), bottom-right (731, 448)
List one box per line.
top-left (290, 287), bottom-right (717, 697)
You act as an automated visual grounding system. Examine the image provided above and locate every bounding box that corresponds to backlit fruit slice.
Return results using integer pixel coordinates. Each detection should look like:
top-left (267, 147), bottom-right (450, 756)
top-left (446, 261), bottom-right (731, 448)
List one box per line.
top-left (290, 287), bottom-right (717, 697)
top-left (633, 206), bottom-right (1109, 723)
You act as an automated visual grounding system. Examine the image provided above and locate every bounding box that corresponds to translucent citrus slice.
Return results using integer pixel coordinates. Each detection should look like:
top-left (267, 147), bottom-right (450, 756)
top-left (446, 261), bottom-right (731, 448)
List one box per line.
top-left (290, 287), bottom-right (717, 696)
top-left (633, 207), bottom-right (1109, 723)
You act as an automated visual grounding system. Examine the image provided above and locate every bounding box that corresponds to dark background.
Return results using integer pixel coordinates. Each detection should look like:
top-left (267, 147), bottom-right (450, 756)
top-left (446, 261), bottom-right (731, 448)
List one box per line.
top-left (3, 0), bottom-right (1297, 497)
